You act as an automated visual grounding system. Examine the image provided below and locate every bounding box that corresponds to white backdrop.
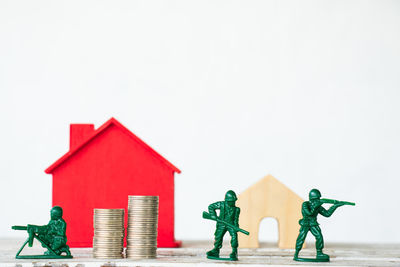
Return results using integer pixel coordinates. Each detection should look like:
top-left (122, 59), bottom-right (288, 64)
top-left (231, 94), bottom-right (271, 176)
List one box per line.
top-left (1, 0), bottom-right (399, 244)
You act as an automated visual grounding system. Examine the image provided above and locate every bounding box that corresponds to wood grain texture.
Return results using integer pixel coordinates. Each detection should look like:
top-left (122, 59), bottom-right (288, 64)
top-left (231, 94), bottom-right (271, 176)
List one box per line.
top-left (237, 175), bottom-right (304, 249)
top-left (1, 239), bottom-right (399, 266)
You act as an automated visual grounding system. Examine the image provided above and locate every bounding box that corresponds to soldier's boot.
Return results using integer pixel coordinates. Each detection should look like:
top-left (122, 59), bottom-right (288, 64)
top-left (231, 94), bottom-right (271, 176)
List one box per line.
top-left (229, 248), bottom-right (238, 261)
top-left (206, 248), bottom-right (220, 258)
top-left (293, 250), bottom-right (300, 260)
top-left (316, 250), bottom-right (329, 260)
top-left (62, 246), bottom-right (72, 256)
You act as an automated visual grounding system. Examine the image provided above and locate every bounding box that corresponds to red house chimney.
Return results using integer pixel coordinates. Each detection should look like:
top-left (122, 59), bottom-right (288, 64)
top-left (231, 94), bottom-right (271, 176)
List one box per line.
top-left (70, 124), bottom-right (94, 150)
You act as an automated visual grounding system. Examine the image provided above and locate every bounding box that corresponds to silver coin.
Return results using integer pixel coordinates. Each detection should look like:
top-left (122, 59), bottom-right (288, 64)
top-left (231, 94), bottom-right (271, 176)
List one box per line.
top-left (93, 241), bottom-right (124, 245)
top-left (126, 229), bottom-right (157, 232)
top-left (93, 247), bottom-right (124, 251)
top-left (94, 216), bottom-right (124, 219)
top-left (93, 240), bottom-right (124, 244)
top-left (94, 214), bottom-right (124, 216)
top-left (127, 217), bottom-right (158, 220)
top-left (126, 252), bottom-right (156, 255)
top-left (93, 231), bottom-right (124, 235)
top-left (94, 217), bottom-right (124, 220)
top-left (93, 244), bottom-right (124, 247)
top-left (126, 244), bottom-right (156, 246)
top-left (93, 236), bottom-right (124, 239)
top-left (94, 210), bottom-right (125, 213)
top-left (128, 205), bottom-right (158, 208)
top-left (94, 233), bottom-right (124, 236)
top-left (93, 255), bottom-right (123, 258)
top-left (126, 232), bottom-right (157, 235)
top-left (93, 212), bottom-right (125, 217)
top-left (94, 214), bottom-right (124, 217)
top-left (94, 226), bottom-right (125, 230)
top-left (94, 236), bottom-right (124, 239)
top-left (94, 231), bottom-right (124, 233)
top-left (126, 225), bottom-right (157, 228)
top-left (127, 226), bottom-right (157, 229)
top-left (93, 214), bottom-right (125, 220)
top-left (126, 243), bottom-right (157, 247)
top-left (93, 256), bottom-right (124, 259)
top-left (93, 248), bottom-right (124, 251)
top-left (93, 253), bottom-right (124, 259)
top-left (94, 231), bottom-right (124, 234)
top-left (127, 215), bottom-right (157, 217)
top-left (126, 250), bottom-right (156, 253)
top-left (128, 203), bottom-right (157, 205)
top-left (126, 249), bottom-right (156, 253)
top-left (93, 247), bottom-right (124, 250)
top-left (126, 230), bottom-right (157, 233)
top-left (127, 210), bottom-right (157, 213)
top-left (93, 255), bottom-right (124, 258)
top-left (127, 220), bottom-right (157, 223)
top-left (128, 203), bottom-right (158, 205)
top-left (126, 234), bottom-right (157, 238)
top-left (94, 225), bottom-right (125, 228)
top-left (94, 221), bottom-right (124, 223)
top-left (93, 232), bottom-right (125, 239)
top-left (128, 197), bottom-right (158, 200)
top-left (126, 239), bottom-right (157, 242)
top-left (126, 253), bottom-right (156, 256)
top-left (126, 248), bottom-right (156, 250)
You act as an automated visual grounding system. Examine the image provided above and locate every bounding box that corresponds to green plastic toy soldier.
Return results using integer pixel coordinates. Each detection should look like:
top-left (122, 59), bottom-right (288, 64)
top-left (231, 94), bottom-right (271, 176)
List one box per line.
top-left (202, 190), bottom-right (249, 261)
top-left (293, 189), bottom-right (355, 262)
top-left (12, 206), bottom-right (72, 259)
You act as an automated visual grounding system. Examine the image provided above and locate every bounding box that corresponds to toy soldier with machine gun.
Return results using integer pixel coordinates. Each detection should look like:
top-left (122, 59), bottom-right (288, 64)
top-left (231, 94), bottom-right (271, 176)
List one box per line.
top-left (202, 190), bottom-right (249, 261)
top-left (293, 189), bottom-right (355, 262)
top-left (12, 206), bottom-right (72, 259)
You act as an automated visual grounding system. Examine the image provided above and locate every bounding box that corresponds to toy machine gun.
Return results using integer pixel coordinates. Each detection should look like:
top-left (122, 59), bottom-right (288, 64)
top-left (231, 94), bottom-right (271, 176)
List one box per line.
top-left (320, 198), bottom-right (356, 206)
top-left (11, 225), bottom-right (72, 259)
top-left (202, 212), bottom-right (250, 235)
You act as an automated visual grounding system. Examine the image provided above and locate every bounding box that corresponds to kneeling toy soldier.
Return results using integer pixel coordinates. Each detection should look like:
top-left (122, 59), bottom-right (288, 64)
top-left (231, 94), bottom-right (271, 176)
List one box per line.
top-left (12, 206), bottom-right (72, 259)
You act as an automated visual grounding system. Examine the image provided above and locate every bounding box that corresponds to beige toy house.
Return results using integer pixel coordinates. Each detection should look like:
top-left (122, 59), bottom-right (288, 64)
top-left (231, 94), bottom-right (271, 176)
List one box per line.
top-left (237, 174), bottom-right (303, 249)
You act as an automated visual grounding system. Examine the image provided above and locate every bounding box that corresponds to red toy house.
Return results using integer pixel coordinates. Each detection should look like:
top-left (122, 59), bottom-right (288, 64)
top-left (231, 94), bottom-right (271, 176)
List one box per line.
top-left (45, 118), bottom-right (181, 248)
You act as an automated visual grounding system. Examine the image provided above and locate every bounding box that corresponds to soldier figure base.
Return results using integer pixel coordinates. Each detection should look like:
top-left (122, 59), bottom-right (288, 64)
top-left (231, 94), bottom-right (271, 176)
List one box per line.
top-left (294, 252), bottom-right (330, 262)
top-left (14, 235), bottom-right (73, 260)
top-left (207, 255), bottom-right (238, 261)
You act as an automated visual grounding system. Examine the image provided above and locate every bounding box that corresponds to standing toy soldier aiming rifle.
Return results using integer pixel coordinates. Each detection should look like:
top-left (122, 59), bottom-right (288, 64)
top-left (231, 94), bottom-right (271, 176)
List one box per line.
top-left (202, 190), bottom-right (249, 261)
top-left (12, 206), bottom-right (72, 259)
top-left (294, 189), bottom-right (355, 262)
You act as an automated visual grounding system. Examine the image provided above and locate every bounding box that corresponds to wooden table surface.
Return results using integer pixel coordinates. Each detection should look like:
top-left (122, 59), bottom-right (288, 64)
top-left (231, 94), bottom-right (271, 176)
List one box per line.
top-left (1, 239), bottom-right (399, 267)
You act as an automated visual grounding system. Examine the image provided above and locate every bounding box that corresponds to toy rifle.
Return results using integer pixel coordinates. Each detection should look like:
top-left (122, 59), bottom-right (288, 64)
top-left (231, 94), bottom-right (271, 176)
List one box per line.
top-left (202, 211), bottom-right (250, 235)
top-left (12, 225), bottom-right (36, 247)
top-left (320, 198), bottom-right (356, 206)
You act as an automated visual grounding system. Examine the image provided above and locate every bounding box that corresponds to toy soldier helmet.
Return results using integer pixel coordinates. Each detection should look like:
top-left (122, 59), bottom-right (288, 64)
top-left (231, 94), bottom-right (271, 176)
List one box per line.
top-left (51, 206), bottom-right (63, 218)
top-left (225, 190), bottom-right (237, 201)
top-left (309, 189), bottom-right (321, 200)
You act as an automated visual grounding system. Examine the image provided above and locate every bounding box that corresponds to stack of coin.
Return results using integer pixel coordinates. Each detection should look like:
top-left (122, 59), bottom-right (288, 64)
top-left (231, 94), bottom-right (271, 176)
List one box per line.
top-left (126, 196), bottom-right (159, 259)
top-left (93, 209), bottom-right (125, 259)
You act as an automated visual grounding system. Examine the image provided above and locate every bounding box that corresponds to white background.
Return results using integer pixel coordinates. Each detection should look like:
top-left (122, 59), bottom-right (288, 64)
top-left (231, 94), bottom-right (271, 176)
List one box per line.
top-left (1, 0), bottom-right (399, 244)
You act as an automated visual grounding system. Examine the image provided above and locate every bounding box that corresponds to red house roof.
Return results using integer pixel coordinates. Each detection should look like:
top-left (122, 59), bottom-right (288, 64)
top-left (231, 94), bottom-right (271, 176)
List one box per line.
top-left (45, 117), bottom-right (181, 174)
